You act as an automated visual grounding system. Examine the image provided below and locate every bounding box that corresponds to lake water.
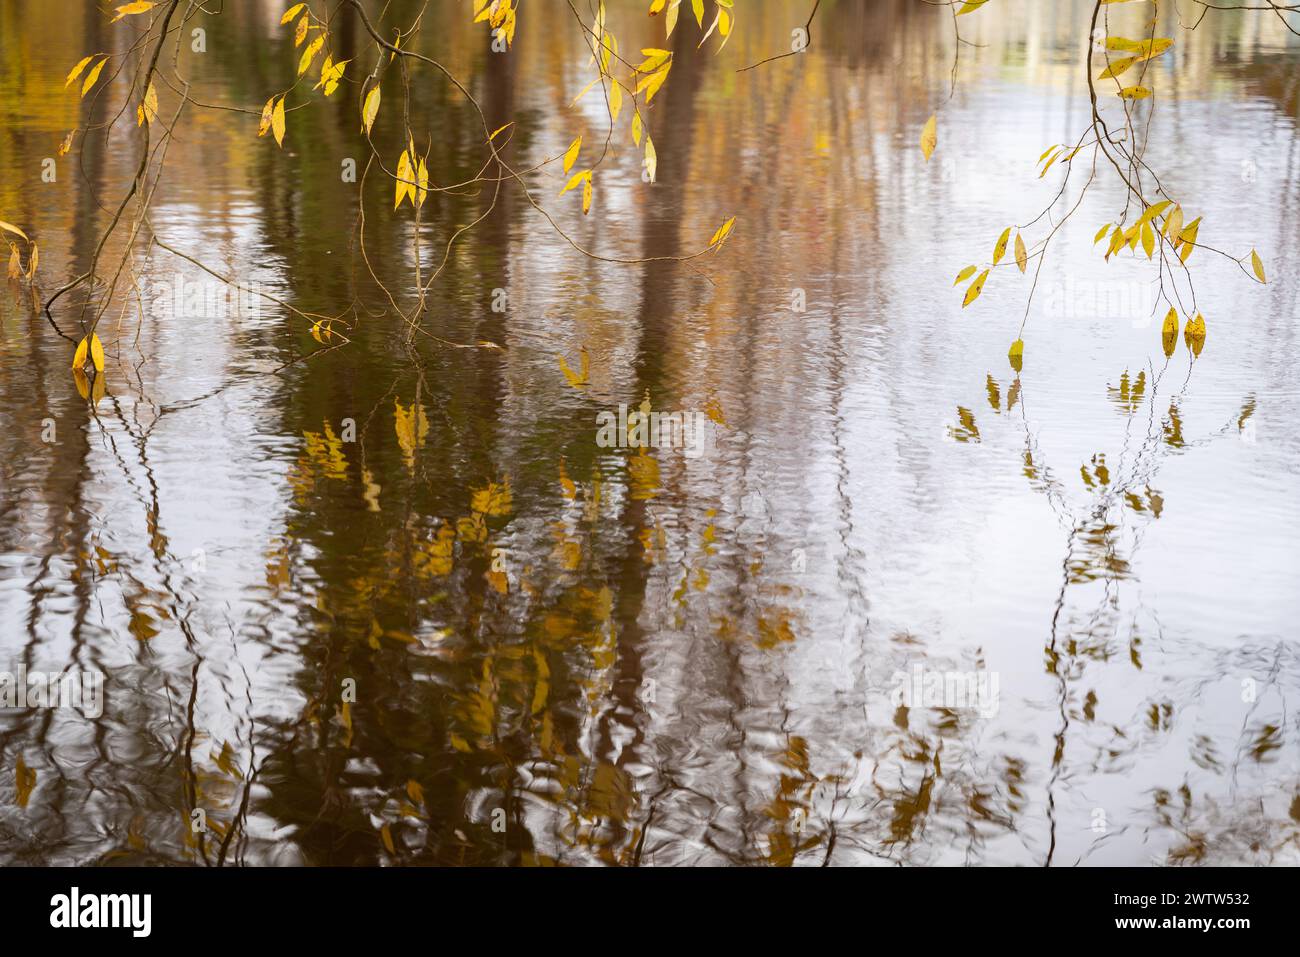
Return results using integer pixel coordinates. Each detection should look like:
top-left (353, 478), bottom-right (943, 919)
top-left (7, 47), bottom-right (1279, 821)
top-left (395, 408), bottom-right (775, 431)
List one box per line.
top-left (0, 0), bottom-right (1297, 865)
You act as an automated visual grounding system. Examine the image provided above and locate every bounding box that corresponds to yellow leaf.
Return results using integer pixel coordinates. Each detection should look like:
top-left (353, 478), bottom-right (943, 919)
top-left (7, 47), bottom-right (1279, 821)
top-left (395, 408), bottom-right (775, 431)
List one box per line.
top-left (1014, 232), bottom-right (1027, 273)
top-left (361, 84), bottom-right (381, 135)
top-left (90, 333), bottom-right (105, 372)
top-left (81, 57), bottom-right (108, 97)
top-left (294, 14), bottom-right (309, 46)
top-left (1141, 221), bottom-right (1154, 259)
top-left (559, 170), bottom-right (588, 196)
top-left (956, 0), bottom-right (989, 14)
top-left (1163, 205), bottom-right (1183, 242)
top-left (563, 136), bottom-right (581, 174)
top-left (1098, 56), bottom-right (1137, 80)
top-left (1093, 223), bottom-right (1111, 244)
top-left (298, 35), bottom-right (324, 77)
top-left (73, 337), bottom-right (88, 370)
top-left (138, 81), bottom-right (158, 125)
top-left (1117, 86), bottom-right (1152, 99)
top-left (708, 216), bottom-right (736, 250)
top-left (920, 113), bottom-right (937, 162)
top-left (26, 243), bottom-right (37, 280)
top-left (280, 3), bottom-right (306, 25)
top-left (1250, 249), bottom-right (1266, 283)
top-left (1008, 339), bottom-right (1024, 360)
top-left (380, 823), bottom-right (395, 853)
top-left (0, 220), bottom-right (29, 243)
top-left (962, 269), bottom-right (989, 308)
top-left (111, 1), bottom-right (156, 22)
top-left (395, 150), bottom-right (414, 209)
top-left (1161, 306), bottom-right (1178, 338)
top-left (953, 265), bottom-right (976, 285)
top-left (1178, 217), bottom-right (1201, 263)
top-left (416, 157), bottom-right (429, 208)
top-left (65, 55), bottom-right (96, 88)
top-left (992, 227), bottom-right (1011, 266)
top-left (644, 137), bottom-right (657, 183)
top-left (691, 0), bottom-right (704, 27)
top-left (489, 122), bottom-right (513, 142)
top-left (272, 96), bottom-right (286, 147)
top-left (258, 96), bottom-right (275, 137)
top-left (582, 176), bottom-right (592, 215)
top-left (632, 111), bottom-right (642, 146)
top-left (609, 81), bottom-right (623, 123)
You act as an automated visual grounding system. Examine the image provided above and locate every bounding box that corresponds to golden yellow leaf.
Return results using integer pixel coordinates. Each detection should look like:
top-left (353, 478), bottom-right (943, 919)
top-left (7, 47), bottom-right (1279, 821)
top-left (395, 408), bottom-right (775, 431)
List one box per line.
top-left (380, 823), bottom-right (395, 853)
top-left (0, 220), bottom-right (28, 243)
top-left (1094, 223), bottom-right (1111, 244)
top-left (559, 170), bottom-right (587, 195)
top-left (73, 337), bottom-right (88, 370)
top-left (691, 0), bottom-right (704, 27)
top-left (632, 111), bottom-right (643, 146)
top-left (920, 113), bottom-right (937, 161)
top-left (1162, 307), bottom-right (1178, 337)
top-left (395, 150), bottom-right (414, 209)
top-left (81, 57), bottom-right (108, 97)
top-left (708, 216), bottom-right (736, 251)
top-left (954, 264), bottom-right (976, 285)
top-left (138, 81), bottom-right (158, 125)
top-left (271, 96), bottom-right (286, 147)
top-left (361, 84), bottom-right (381, 136)
top-left (258, 96), bottom-right (275, 137)
top-left (280, 3), bottom-right (306, 25)
top-left (558, 348), bottom-right (589, 388)
top-left (582, 175), bottom-right (592, 214)
top-left (1014, 232), bottom-right (1027, 273)
top-left (89, 333), bottom-right (105, 372)
top-left (1178, 217), bottom-right (1201, 263)
top-left (111, 1), bottom-right (156, 22)
top-left (294, 14), bottom-right (308, 46)
top-left (644, 137), bottom-right (657, 183)
top-left (1117, 86), bottom-right (1152, 99)
top-left (992, 227), bottom-right (1011, 266)
top-left (416, 157), bottom-right (429, 208)
top-left (65, 55), bottom-right (96, 88)
top-left (563, 136), bottom-right (581, 174)
top-left (1250, 249), bottom-right (1266, 283)
top-left (298, 35), bottom-right (324, 77)
top-left (962, 269), bottom-right (989, 308)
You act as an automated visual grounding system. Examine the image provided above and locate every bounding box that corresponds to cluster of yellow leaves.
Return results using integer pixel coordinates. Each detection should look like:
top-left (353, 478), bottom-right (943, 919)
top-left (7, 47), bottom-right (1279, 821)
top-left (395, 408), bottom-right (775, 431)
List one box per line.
top-left (72, 333), bottom-right (106, 373)
top-left (1094, 201), bottom-right (1203, 265)
top-left (649, 0), bottom-right (734, 51)
top-left (559, 169), bottom-right (594, 215)
top-left (258, 95), bottom-right (287, 147)
top-left (953, 226), bottom-right (1028, 308)
top-left (66, 54), bottom-right (109, 98)
top-left (1037, 142), bottom-right (1084, 179)
top-left (394, 141), bottom-right (429, 211)
top-left (473, 0), bottom-right (518, 47)
top-left (1098, 36), bottom-right (1173, 81)
top-left (314, 55), bottom-right (350, 97)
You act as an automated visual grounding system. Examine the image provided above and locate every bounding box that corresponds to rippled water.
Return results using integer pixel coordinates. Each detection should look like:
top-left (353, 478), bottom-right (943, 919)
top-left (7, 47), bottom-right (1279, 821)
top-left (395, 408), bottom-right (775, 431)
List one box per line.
top-left (0, 0), bottom-right (1298, 865)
